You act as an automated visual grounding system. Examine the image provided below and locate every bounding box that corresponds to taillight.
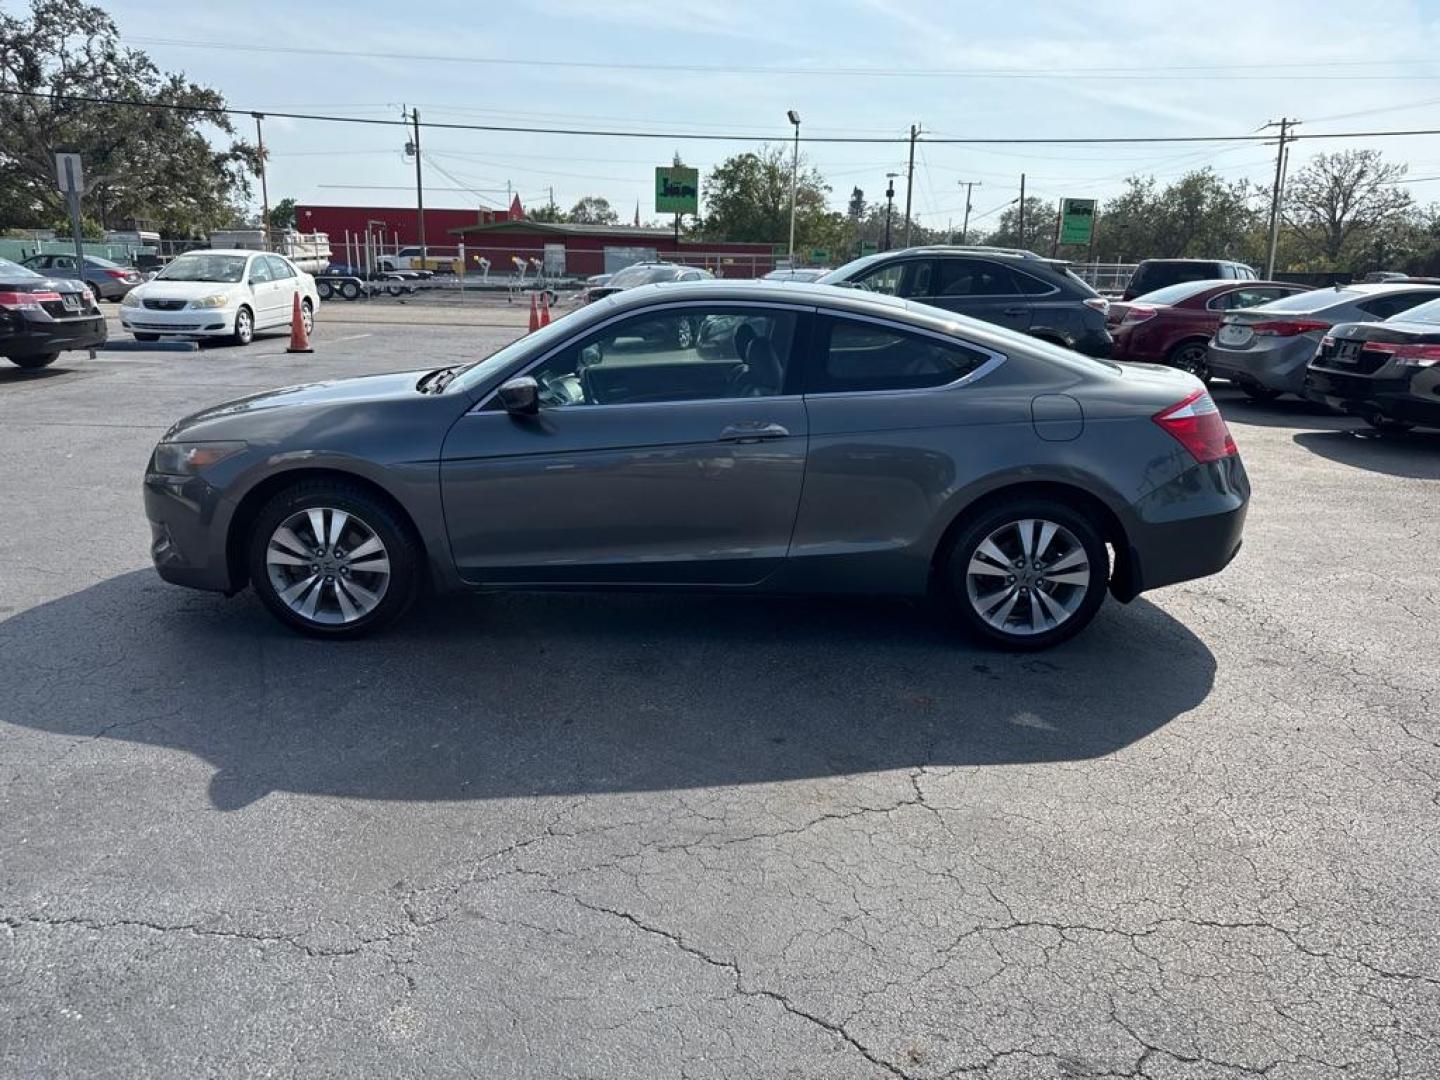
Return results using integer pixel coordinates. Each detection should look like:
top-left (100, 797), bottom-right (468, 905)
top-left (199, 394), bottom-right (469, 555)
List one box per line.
top-left (1362, 341), bottom-right (1440, 367)
top-left (0, 290), bottom-right (61, 310)
top-left (1153, 390), bottom-right (1238, 464)
top-left (1319, 335), bottom-right (1335, 348)
top-left (1083, 297), bottom-right (1109, 314)
top-left (1251, 319), bottom-right (1330, 337)
top-left (103, 269), bottom-right (129, 279)
top-left (1123, 304), bottom-right (1158, 324)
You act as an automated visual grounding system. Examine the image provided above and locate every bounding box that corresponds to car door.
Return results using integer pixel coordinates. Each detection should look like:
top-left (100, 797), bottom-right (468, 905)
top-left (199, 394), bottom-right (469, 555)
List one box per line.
top-left (440, 302), bottom-right (810, 586)
top-left (244, 254), bottom-right (281, 325)
top-left (923, 257), bottom-right (1032, 334)
top-left (264, 255), bottom-right (299, 324)
top-left (783, 311), bottom-right (1012, 592)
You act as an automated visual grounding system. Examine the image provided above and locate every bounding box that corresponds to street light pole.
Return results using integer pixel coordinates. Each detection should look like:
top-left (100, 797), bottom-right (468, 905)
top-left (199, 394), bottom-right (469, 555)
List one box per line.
top-left (884, 172), bottom-right (898, 251)
top-left (787, 109), bottom-right (801, 265)
top-left (958, 180), bottom-right (981, 244)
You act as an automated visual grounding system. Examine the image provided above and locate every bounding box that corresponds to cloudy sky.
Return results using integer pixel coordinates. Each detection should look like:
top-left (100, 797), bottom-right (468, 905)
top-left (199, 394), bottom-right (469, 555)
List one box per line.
top-left (107, 0), bottom-right (1440, 229)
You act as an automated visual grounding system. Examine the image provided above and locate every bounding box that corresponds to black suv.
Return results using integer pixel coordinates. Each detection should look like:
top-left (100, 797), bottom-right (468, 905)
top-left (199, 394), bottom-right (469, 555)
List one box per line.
top-left (1122, 259), bottom-right (1256, 301)
top-left (819, 246), bottom-right (1113, 358)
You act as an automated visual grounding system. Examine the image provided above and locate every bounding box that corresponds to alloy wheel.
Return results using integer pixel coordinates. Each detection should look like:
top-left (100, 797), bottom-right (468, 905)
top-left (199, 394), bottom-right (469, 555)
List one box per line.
top-left (265, 507), bottom-right (391, 625)
top-left (301, 301), bottom-right (314, 335)
top-left (964, 517), bottom-right (1091, 637)
top-left (1171, 344), bottom-right (1209, 380)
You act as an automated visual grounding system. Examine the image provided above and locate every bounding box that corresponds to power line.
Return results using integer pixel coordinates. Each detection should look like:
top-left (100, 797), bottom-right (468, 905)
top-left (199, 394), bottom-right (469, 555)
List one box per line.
top-left (8, 89), bottom-right (1440, 147)
top-left (123, 36), bottom-right (1440, 81)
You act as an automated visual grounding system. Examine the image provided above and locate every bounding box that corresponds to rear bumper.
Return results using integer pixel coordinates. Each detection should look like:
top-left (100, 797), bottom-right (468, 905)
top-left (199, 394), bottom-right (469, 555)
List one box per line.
top-left (1305, 367), bottom-right (1440, 426)
top-left (1119, 455), bottom-right (1250, 598)
top-left (1, 314), bottom-right (107, 357)
top-left (1207, 340), bottom-right (1315, 393)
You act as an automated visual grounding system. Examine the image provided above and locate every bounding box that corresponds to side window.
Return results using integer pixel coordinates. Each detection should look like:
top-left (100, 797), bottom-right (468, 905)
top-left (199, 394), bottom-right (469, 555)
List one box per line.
top-left (852, 261), bottom-right (906, 296)
top-left (934, 258), bottom-right (1021, 298)
top-left (51, 255), bottom-right (73, 270)
top-left (247, 257), bottom-right (274, 284)
top-left (1216, 287), bottom-right (1284, 310)
top-left (810, 317), bottom-right (990, 394)
top-left (1358, 292), bottom-right (1436, 319)
top-left (523, 307), bottom-right (798, 408)
top-left (1014, 270), bottom-right (1057, 296)
top-left (266, 255), bottom-right (295, 280)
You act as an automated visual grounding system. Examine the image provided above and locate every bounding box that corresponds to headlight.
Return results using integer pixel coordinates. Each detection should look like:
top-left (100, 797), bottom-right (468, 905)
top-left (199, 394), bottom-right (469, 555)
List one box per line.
top-left (120, 290), bottom-right (142, 308)
top-left (189, 294), bottom-right (232, 309)
top-left (150, 441), bottom-right (247, 476)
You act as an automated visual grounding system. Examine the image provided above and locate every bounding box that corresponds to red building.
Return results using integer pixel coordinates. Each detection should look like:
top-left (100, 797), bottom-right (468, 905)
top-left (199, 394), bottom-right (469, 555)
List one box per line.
top-left (295, 204), bottom-right (510, 253)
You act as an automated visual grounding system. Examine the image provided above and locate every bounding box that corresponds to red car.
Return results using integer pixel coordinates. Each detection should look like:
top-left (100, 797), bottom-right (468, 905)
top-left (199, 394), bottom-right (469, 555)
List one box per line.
top-left (1109, 279), bottom-right (1311, 380)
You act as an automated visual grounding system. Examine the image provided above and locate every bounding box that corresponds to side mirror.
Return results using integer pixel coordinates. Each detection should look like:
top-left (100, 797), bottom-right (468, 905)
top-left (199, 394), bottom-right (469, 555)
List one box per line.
top-left (497, 376), bottom-right (540, 415)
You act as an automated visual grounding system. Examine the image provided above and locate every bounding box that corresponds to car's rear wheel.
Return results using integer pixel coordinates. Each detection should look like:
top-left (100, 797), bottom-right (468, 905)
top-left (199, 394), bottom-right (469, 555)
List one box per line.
top-left (247, 480), bottom-right (420, 638)
top-left (945, 498), bottom-right (1109, 650)
top-left (1363, 412), bottom-right (1414, 434)
top-left (1238, 381), bottom-right (1281, 403)
top-left (87, 282), bottom-right (102, 303)
top-left (301, 298), bottom-right (314, 336)
top-left (232, 305), bottom-right (254, 346)
top-left (317, 280), bottom-right (333, 301)
top-left (1168, 340), bottom-right (1211, 382)
top-left (7, 352), bottom-right (59, 369)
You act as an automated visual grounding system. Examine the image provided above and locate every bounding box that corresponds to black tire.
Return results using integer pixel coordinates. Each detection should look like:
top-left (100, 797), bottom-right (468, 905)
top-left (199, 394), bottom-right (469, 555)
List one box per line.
top-left (1240, 382), bottom-right (1281, 403)
top-left (232, 305), bottom-right (254, 346)
top-left (1363, 412), bottom-right (1414, 434)
top-left (1167, 339), bottom-right (1211, 383)
top-left (87, 282), bottom-right (102, 303)
top-left (943, 497), bottom-right (1110, 651)
top-left (7, 352), bottom-right (59, 369)
top-left (133, 332), bottom-right (160, 343)
top-left (301, 298), bottom-right (314, 336)
top-left (340, 281), bottom-right (361, 301)
top-left (246, 479), bottom-right (421, 639)
top-left (317, 280), bottom-right (333, 301)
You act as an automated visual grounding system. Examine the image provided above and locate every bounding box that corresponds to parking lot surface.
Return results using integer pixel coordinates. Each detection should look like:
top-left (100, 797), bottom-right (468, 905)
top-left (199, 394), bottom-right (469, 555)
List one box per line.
top-left (2, 313), bottom-right (1438, 1079)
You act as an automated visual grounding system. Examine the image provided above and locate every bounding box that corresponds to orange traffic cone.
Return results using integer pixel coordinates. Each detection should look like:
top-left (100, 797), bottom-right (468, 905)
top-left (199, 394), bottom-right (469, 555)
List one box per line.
top-left (286, 292), bottom-right (313, 354)
top-left (528, 292), bottom-right (540, 334)
top-left (539, 291), bottom-right (551, 327)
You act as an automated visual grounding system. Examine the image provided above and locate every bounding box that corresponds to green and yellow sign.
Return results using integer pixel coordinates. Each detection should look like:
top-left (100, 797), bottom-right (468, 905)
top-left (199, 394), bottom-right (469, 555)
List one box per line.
top-left (655, 166), bottom-right (699, 215)
top-left (1059, 198), bottom-right (1097, 246)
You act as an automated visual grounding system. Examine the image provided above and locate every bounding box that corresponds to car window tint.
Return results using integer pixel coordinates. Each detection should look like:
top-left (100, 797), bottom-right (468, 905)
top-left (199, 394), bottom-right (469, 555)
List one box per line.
top-left (1217, 287), bottom-right (1290, 310)
top-left (1014, 270), bottom-right (1057, 296)
top-left (811, 317), bottom-right (989, 393)
top-left (51, 255), bottom-right (74, 269)
top-left (248, 257), bottom-right (274, 283)
top-left (852, 261), bottom-right (907, 296)
top-left (934, 258), bottom-right (1020, 297)
top-left (1359, 291), bottom-right (1440, 319)
top-left (524, 307), bottom-right (798, 407)
top-left (1391, 297), bottom-right (1440, 324)
top-left (266, 255), bottom-right (295, 280)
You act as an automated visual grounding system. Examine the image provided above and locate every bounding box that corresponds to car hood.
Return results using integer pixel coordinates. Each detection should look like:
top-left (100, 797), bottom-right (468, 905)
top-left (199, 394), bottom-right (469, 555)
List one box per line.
top-left (136, 280), bottom-right (245, 300)
top-left (165, 370), bottom-right (431, 439)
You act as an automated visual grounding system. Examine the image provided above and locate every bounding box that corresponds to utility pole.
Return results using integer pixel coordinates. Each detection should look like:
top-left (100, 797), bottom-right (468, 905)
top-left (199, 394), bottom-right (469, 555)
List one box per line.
top-left (252, 113), bottom-right (270, 250)
top-left (903, 123), bottom-right (920, 247)
top-left (958, 180), bottom-right (981, 244)
top-left (884, 172), bottom-right (898, 251)
top-left (410, 107), bottom-right (426, 260)
top-left (1018, 173), bottom-right (1027, 250)
top-left (1263, 117), bottom-right (1299, 279)
top-left (787, 109), bottom-right (801, 265)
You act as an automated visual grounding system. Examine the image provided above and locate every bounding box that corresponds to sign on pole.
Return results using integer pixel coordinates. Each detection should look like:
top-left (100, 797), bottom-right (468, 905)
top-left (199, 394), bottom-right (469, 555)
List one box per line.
top-left (655, 166), bottom-right (699, 216)
top-left (55, 152), bottom-right (83, 193)
top-left (809, 248), bottom-right (830, 265)
top-left (1059, 198), bottom-right (1097, 246)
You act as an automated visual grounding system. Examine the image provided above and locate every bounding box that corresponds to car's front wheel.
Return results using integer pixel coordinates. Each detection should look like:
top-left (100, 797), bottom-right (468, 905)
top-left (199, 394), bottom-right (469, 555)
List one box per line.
top-left (1363, 412), bottom-right (1414, 434)
top-left (945, 498), bottom-right (1109, 650)
top-left (301, 298), bottom-right (314, 336)
top-left (232, 305), bottom-right (254, 346)
top-left (247, 480), bottom-right (421, 638)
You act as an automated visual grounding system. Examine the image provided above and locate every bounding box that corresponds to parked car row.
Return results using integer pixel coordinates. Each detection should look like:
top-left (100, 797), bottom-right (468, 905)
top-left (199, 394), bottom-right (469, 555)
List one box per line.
top-left (0, 255), bottom-right (107, 369)
top-left (20, 252), bottom-right (142, 301)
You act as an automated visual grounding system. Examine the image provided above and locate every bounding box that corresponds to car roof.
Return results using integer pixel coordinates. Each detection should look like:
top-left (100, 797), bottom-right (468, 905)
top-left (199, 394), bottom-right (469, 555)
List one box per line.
top-left (1136, 258), bottom-right (1250, 265)
top-left (598, 278), bottom-right (907, 313)
top-left (181, 249), bottom-right (267, 258)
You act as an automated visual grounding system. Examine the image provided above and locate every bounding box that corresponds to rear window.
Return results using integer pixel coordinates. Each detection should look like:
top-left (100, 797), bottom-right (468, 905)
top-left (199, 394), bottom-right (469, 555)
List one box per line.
top-left (1132, 280), bottom-right (1224, 306)
top-left (1390, 297), bottom-right (1440, 324)
top-left (1244, 288), bottom-right (1365, 313)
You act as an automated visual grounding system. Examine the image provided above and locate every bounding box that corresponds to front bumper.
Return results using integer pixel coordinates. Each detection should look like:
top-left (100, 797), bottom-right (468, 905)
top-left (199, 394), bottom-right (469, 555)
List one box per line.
top-left (144, 472), bottom-right (237, 592)
top-left (121, 305), bottom-right (236, 337)
top-left (1305, 367), bottom-right (1440, 427)
top-left (2, 312), bottom-right (107, 357)
top-left (1119, 455), bottom-right (1250, 598)
top-left (1207, 338), bottom-right (1316, 393)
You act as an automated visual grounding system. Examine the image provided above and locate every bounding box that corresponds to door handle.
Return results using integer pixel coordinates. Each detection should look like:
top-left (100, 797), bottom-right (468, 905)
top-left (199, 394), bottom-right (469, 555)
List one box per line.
top-left (718, 421), bottom-right (790, 443)
top-left (1003, 305), bottom-right (1028, 316)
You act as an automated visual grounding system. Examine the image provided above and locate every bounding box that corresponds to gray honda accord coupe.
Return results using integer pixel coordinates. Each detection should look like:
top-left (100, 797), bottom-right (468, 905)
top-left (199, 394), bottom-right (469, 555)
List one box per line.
top-left (144, 281), bottom-right (1249, 649)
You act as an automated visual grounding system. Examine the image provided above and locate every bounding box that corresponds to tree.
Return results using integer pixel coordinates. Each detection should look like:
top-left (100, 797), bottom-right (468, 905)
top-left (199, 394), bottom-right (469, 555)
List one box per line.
top-left (527, 203), bottom-right (566, 224)
top-left (979, 197), bottom-right (1057, 253)
top-left (847, 186), bottom-right (867, 223)
top-left (267, 197), bottom-right (296, 231)
top-left (0, 0), bottom-right (257, 235)
top-left (1087, 170), bottom-right (1260, 263)
top-left (700, 145), bottom-right (834, 248)
top-left (1284, 150), bottom-right (1413, 266)
top-left (567, 196), bottom-right (617, 225)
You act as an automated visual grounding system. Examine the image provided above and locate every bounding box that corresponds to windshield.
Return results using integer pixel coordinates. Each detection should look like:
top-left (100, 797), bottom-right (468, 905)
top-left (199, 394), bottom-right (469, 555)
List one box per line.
top-left (1132, 280), bottom-right (1225, 305)
top-left (609, 265), bottom-right (677, 288)
top-left (0, 256), bottom-right (41, 279)
top-left (158, 253), bottom-right (248, 283)
top-left (1246, 287), bottom-right (1365, 313)
top-left (818, 253), bottom-right (885, 285)
top-left (445, 305), bottom-right (589, 395)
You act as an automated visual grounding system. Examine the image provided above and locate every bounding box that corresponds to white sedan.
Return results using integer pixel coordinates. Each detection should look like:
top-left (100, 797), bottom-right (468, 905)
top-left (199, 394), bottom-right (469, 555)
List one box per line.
top-left (120, 249), bottom-right (319, 345)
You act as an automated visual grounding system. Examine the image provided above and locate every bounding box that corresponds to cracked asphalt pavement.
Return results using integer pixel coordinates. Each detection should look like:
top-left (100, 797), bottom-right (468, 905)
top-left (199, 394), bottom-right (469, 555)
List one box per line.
top-left (2, 313), bottom-right (1438, 1078)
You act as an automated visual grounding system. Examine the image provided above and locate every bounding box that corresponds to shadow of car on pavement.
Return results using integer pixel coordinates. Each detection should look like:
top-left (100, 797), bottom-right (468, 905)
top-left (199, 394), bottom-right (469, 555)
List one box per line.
top-left (0, 570), bottom-right (1217, 810)
top-left (1292, 427), bottom-right (1440, 480)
